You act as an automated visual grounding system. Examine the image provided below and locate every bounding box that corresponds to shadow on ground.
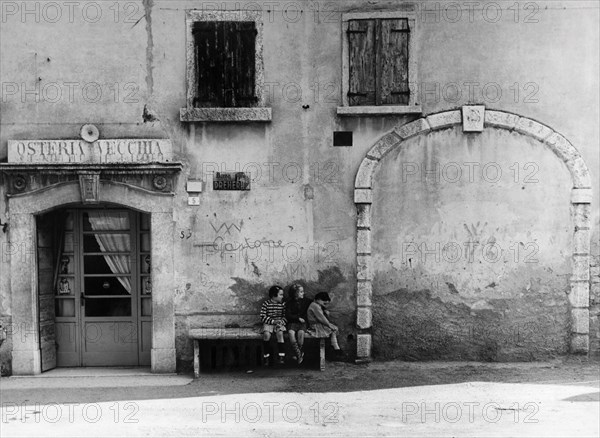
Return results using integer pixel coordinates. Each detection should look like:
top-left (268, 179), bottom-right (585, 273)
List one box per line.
top-left (3, 356), bottom-right (598, 405)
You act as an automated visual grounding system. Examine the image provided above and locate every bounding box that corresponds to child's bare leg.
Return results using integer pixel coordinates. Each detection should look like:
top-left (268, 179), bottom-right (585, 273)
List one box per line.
top-left (298, 330), bottom-right (305, 348)
top-left (330, 331), bottom-right (340, 350)
top-left (288, 329), bottom-right (301, 359)
top-left (262, 331), bottom-right (272, 364)
top-left (288, 329), bottom-right (296, 345)
top-left (275, 330), bottom-right (285, 363)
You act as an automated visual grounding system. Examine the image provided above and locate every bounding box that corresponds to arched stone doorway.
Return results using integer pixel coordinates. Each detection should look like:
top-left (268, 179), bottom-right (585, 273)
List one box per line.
top-left (6, 179), bottom-right (179, 374)
top-left (354, 107), bottom-right (592, 361)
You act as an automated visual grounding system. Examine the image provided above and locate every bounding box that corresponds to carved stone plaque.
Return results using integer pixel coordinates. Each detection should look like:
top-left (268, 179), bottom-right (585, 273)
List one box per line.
top-left (462, 106), bottom-right (485, 132)
top-left (79, 173), bottom-right (100, 204)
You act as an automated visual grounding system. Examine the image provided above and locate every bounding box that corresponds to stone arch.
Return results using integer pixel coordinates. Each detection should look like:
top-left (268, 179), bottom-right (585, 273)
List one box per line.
top-left (353, 108), bottom-right (593, 362)
top-left (7, 181), bottom-right (177, 374)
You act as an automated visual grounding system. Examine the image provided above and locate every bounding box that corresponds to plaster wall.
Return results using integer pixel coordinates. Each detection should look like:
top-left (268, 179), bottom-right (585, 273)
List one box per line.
top-left (0, 0), bottom-right (598, 373)
top-left (371, 127), bottom-right (573, 360)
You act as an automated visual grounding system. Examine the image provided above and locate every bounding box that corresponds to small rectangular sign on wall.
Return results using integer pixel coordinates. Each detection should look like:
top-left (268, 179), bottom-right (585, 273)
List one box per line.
top-left (213, 172), bottom-right (251, 191)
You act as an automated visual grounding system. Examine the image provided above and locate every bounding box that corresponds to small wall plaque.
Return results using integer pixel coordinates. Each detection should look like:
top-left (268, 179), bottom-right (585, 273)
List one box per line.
top-left (462, 105), bottom-right (485, 132)
top-left (78, 172), bottom-right (100, 203)
top-left (213, 172), bottom-right (251, 191)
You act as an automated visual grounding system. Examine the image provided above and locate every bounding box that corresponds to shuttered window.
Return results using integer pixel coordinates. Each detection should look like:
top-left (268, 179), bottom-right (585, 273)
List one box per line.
top-left (192, 21), bottom-right (257, 107)
top-left (348, 18), bottom-right (410, 106)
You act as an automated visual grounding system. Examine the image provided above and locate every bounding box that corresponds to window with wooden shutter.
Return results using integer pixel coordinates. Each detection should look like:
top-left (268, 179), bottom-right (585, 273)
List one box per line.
top-left (347, 20), bottom-right (376, 106)
top-left (340, 12), bottom-right (420, 116)
top-left (347, 18), bottom-right (410, 106)
top-left (192, 21), bottom-right (257, 108)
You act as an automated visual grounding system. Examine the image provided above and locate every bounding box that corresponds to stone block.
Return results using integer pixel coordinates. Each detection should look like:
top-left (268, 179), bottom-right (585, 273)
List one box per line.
top-left (427, 110), bottom-right (461, 131)
top-left (572, 255), bottom-right (590, 281)
top-left (356, 255), bottom-right (372, 281)
top-left (354, 189), bottom-right (373, 204)
top-left (571, 308), bottom-right (589, 334)
top-left (356, 307), bottom-right (372, 329)
top-left (484, 110), bottom-right (519, 129)
top-left (356, 334), bottom-right (372, 358)
top-left (568, 282), bottom-right (590, 307)
top-left (573, 229), bottom-right (591, 254)
top-left (570, 333), bottom-right (589, 354)
top-left (591, 266), bottom-right (600, 280)
top-left (356, 204), bottom-right (371, 229)
top-left (572, 204), bottom-right (591, 229)
top-left (461, 106), bottom-right (485, 132)
top-left (357, 281), bottom-right (372, 306)
top-left (591, 283), bottom-right (600, 305)
top-left (566, 159), bottom-right (592, 189)
top-left (394, 118), bottom-right (431, 140)
top-left (571, 188), bottom-right (593, 205)
top-left (151, 348), bottom-right (177, 373)
top-left (368, 132), bottom-right (401, 161)
top-left (514, 117), bottom-right (553, 141)
top-left (355, 158), bottom-right (378, 189)
top-left (357, 229), bottom-right (371, 254)
top-left (544, 132), bottom-right (578, 163)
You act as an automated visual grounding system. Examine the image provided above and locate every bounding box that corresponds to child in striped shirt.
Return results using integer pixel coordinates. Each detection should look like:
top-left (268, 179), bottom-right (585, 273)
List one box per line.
top-left (260, 285), bottom-right (287, 366)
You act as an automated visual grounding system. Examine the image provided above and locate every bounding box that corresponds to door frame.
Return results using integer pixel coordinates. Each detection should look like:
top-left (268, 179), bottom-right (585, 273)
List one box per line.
top-left (7, 181), bottom-right (177, 374)
top-left (48, 207), bottom-right (150, 368)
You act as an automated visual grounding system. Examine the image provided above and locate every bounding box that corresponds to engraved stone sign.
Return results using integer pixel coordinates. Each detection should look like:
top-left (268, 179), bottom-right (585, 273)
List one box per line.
top-left (8, 139), bottom-right (173, 164)
top-left (462, 106), bottom-right (485, 132)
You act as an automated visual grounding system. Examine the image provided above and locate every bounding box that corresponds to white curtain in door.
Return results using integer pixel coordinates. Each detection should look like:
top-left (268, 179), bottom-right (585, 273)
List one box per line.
top-left (87, 211), bottom-right (131, 293)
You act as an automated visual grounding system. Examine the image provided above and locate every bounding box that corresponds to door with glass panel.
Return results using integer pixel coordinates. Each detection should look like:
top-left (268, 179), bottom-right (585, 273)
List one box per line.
top-left (54, 208), bottom-right (152, 367)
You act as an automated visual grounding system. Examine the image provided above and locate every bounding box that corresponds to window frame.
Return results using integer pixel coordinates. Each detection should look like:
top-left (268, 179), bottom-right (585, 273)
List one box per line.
top-left (338, 11), bottom-right (421, 116)
top-left (181, 10), bottom-right (271, 122)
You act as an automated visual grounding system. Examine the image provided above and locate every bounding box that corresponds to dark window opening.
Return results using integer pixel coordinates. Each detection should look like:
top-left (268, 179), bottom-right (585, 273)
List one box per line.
top-left (192, 21), bottom-right (258, 107)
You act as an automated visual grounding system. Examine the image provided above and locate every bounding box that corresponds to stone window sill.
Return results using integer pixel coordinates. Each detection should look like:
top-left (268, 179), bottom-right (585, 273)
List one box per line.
top-left (180, 107), bottom-right (272, 122)
top-left (337, 105), bottom-right (422, 116)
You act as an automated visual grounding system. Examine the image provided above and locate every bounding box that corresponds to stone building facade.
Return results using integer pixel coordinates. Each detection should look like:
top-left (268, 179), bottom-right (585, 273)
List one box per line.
top-left (0, 0), bottom-right (598, 375)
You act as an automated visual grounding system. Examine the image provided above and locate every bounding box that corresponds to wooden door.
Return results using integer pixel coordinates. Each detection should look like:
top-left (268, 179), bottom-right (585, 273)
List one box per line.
top-left (52, 208), bottom-right (151, 367)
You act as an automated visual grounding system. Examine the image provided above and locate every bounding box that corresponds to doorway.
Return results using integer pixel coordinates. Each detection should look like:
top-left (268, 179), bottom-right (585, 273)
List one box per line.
top-left (37, 206), bottom-right (152, 369)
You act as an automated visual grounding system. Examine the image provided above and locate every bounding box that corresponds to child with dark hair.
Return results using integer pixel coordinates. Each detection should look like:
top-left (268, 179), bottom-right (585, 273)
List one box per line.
top-left (285, 284), bottom-right (312, 364)
top-left (260, 285), bottom-right (287, 365)
top-left (307, 292), bottom-right (344, 360)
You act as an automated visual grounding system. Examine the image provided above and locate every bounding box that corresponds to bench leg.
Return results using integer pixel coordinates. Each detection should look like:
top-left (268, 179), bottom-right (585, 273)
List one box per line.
top-left (194, 340), bottom-right (200, 378)
top-left (319, 339), bottom-right (325, 371)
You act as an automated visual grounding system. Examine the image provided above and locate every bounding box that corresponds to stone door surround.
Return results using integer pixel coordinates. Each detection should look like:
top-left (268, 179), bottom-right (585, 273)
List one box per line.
top-left (4, 177), bottom-right (179, 375)
top-left (354, 107), bottom-right (593, 362)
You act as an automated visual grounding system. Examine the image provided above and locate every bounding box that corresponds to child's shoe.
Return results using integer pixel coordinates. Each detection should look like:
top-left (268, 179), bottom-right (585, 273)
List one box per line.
top-left (297, 351), bottom-right (304, 365)
top-left (262, 355), bottom-right (270, 367)
top-left (277, 355), bottom-right (285, 365)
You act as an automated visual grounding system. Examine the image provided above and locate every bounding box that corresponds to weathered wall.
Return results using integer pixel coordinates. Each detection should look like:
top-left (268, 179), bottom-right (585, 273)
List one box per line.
top-left (0, 0), bottom-right (598, 373)
top-left (371, 127), bottom-right (573, 360)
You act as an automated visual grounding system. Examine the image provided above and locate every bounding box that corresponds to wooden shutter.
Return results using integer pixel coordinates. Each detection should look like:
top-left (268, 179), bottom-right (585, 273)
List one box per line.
top-left (377, 19), bottom-right (410, 105)
top-left (193, 21), bottom-right (256, 107)
top-left (192, 21), bottom-right (219, 107)
top-left (347, 19), bottom-right (376, 106)
top-left (231, 22), bottom-right (257, 106)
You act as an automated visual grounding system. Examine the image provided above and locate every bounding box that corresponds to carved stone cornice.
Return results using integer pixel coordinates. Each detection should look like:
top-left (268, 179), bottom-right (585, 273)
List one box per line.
top-left (0, 163), bottom-right (183, 197)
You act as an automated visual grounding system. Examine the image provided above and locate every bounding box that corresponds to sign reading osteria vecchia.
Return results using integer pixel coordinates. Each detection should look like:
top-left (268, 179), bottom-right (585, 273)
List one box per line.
top-left (8, 139), bottom-right (173, 164)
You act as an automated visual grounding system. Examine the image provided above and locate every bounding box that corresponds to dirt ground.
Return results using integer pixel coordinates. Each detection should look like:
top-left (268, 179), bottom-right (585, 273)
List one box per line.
top-left (193, 355), bottom-right (600, 395)
top-left (2, 356), bottom-right (598, 437)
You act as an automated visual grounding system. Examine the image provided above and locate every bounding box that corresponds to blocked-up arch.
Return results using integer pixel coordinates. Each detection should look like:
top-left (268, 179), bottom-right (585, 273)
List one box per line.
top-left (7, 181), bottom-right (177, 374)
top-left (353, 108), bottom-right (592, 361)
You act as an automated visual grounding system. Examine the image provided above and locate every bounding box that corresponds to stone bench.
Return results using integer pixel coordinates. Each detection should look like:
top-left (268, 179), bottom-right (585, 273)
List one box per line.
top-left (189, 327), bottom-right (325, 378)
